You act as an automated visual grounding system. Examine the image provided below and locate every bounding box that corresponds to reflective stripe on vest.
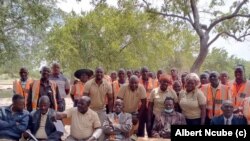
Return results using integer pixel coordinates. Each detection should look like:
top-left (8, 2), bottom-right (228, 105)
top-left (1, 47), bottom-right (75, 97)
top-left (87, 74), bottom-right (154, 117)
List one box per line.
top-left (13, 79), bottom-right (33, 96)
top-left (202, 84), bottom-right (229, 119)
top-left (73, 82), bottom-right (84, 100)
top-left (32, 80), bottom-right (58, 111)
top-left (231, 80), bottom-right (250, 108)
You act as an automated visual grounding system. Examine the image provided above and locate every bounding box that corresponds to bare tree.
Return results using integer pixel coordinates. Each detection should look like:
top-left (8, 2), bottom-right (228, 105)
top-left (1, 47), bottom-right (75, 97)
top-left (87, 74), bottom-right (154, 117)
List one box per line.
top-left (141, 0), bottom-right (250, 72)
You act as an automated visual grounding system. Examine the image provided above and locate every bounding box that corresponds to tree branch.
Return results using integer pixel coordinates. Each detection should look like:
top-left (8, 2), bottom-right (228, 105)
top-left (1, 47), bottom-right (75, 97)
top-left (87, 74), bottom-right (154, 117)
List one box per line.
top-left (142, 0), bottom-right (194, 26)
top-left (207, 32), bottom-right (224, 47)
top-left (224, 32), bottom-right (250, 41)
top-left (235, 14), bottom-right (250, 18)
top-left (148, 10), bottom-right (192, 23)
top-left (207, 0), bottom-right (249, 33)
top-left (190, 0), bottom-right (204, 37)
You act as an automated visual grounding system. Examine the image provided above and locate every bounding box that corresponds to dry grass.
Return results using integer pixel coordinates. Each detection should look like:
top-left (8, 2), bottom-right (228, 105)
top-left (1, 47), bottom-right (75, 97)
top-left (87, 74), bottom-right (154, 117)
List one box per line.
top-left (0, 89), bottom-right (12, 98)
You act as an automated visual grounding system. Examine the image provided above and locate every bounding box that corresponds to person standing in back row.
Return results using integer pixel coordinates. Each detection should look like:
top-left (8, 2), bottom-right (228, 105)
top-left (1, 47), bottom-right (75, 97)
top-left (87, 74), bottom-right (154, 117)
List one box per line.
top-left (49, 63), bottom-right (70, 112)
top-left (13, 67), bottom-right (33, 108)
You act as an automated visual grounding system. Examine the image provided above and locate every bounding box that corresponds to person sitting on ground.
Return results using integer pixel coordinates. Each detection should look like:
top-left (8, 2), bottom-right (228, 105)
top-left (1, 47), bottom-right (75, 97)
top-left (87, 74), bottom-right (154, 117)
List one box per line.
top-left (152, 97), bottom-right (186, 139)
top-left (24, 95), bottom-right (63, 141)
top-left (103, 99), bottom-right (132, 141)
top-left (210, 100), bottom-right (247, 125)
top-left (0, 95), bottom-right (29, 140)
top-left (54, 96), bottom-right (102, 141)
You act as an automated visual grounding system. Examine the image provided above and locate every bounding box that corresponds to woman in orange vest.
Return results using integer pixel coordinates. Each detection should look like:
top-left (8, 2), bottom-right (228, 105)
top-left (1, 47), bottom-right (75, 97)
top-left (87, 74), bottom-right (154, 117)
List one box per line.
top-left (27, 66), bottom-right (63, 112)
top-left (71, 69), bottom-right (93, 107)
top-left (13, 67), bottom-right (33, 108)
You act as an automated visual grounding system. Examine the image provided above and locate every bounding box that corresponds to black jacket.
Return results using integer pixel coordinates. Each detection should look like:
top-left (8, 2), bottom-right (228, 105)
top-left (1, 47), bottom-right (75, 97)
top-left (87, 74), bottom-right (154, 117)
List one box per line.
top-left (28, 109), bottom-right (63, 140)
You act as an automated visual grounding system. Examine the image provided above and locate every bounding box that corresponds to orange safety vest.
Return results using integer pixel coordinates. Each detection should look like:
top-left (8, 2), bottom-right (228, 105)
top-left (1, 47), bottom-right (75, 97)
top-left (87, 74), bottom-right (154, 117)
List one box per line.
top-left (154, 79), bottom-right (159, 88)
top-left (139, 78), bottom-right (155, 108)
top-left (241, 97), bottom-right (250, 124)
top-left (31, 80), bottom-right (58, 111)
top-left (230, 80), bottom-right (250, 108)
top-left (13, 79), bottom-right (33, 107)
top-left (139, 78), bottom-right (155, 100)
top-left (112, 80), bottom-right (120, 99)
top-left (72, 81), bottom-right (85, 100)
top-left (201, 84), bottom-right (230, 119)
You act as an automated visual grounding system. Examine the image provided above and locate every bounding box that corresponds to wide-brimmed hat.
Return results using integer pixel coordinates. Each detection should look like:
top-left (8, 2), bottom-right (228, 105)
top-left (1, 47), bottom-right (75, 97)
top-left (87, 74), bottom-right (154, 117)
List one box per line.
top-left (74, 69), bottom-right (94, 79)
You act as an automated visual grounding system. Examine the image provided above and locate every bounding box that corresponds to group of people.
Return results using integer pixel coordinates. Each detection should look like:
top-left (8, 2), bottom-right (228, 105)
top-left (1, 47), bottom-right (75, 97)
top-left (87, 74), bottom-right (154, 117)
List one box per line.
top-left (1, 63), bottom-right (250, 141)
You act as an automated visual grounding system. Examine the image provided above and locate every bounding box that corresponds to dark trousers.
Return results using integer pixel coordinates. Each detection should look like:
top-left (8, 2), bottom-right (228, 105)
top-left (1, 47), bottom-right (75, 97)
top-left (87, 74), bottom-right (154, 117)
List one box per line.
top-left (58, 99), bottom-right (66, 112)
top-left (205, 117), bottom-right (211, 125)
top-left (186, 118), bottom-right (201, 125)
top-left (137, 108), bottom-right (152, 137)
top-left (73, 100), bottom-right (78, 107)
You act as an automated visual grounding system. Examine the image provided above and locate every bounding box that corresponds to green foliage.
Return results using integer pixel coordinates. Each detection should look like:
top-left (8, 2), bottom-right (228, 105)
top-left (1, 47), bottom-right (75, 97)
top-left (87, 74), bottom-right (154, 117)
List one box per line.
top-left (0, 0), bottom-right (58, 77)
top-left (45, 3), bottom-right (197, 74)
top-left (201, 48), bottom-right (250, 78)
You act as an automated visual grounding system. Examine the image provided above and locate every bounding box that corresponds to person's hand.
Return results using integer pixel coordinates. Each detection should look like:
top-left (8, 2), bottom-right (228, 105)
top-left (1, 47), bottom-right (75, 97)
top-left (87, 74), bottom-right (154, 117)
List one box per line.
top-left (234, 113), bottom-right (244, 119)
top-left (106, 126), bottom-right (115, 134)
top-left (51, 113), bottom-right (61, 121)
top-left (86, 136), bottom-right (97, 141)
top-left (160, 130), bottom-right (171, 138)
top-left (23, 131), bottom-right (29, 139)
top-left (58, 104), bottom-right (64, 111)
top-left (152, 133), bottom-right (160, 138)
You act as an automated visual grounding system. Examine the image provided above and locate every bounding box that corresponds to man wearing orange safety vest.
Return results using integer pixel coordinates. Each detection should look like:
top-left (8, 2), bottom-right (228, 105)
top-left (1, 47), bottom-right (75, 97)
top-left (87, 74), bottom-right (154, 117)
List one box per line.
top-left (27, 66), bottom-right (63, 112)
top-left (230, 65), bottom-right (250, 110)
top-left (13, 67), bottom-right (33, 108)
top-left (201, 71), bottom-right (231, 124)
top-left (70, 69), bottom-right (93, 107)
top-left (138, 66), bottom-right (155, 137)
top-left (112, 68), bottom-right (127, 100)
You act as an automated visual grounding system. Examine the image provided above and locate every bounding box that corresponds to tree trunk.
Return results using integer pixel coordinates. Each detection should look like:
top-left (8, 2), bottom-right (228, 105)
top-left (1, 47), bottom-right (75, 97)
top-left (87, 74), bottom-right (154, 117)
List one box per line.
top-left (190, 36), bottom-right (209, 73)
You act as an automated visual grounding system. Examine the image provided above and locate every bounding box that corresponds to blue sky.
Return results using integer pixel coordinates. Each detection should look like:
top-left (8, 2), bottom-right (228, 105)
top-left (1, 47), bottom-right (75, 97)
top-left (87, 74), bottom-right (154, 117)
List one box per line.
top-left (57, 0), bottom-right (250, 61)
